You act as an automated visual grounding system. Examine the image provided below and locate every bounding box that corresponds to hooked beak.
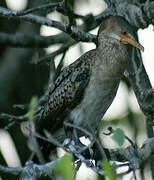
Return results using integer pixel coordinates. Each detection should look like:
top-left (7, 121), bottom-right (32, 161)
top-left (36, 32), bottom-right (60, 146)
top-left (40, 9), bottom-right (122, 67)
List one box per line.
top-left (110, 32), bottom-right (144, 52)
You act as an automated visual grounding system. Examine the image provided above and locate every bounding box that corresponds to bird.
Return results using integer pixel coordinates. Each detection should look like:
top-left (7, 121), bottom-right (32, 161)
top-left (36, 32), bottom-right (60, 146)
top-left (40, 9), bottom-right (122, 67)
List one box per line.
top-left (35, 16), bottom-right (144, 154)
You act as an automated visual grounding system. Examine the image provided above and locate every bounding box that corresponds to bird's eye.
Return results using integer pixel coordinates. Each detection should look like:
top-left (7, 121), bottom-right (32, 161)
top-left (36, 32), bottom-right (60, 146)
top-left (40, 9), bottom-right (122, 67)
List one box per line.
top-left (123, 31), bottom-right (127, 35)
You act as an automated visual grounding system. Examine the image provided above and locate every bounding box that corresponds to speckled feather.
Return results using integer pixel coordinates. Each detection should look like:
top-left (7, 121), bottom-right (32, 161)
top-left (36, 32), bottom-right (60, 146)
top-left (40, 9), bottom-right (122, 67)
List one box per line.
top-left (44, 50), bottom-right (96, 116)
top-left (36, 16), bottom-right (134, 135)
top-left (36, 50), bottom-right (96, 131)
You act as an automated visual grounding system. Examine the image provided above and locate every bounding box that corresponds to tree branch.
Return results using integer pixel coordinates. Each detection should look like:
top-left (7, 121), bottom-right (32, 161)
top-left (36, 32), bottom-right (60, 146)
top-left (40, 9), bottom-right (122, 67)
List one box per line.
top-left (0, 137), bottom-right (153, 179)
top-left (0, 7), bottom-right (96, 43)
top-left (115, 1), bottom-right (154, 28)
top-left (126, 47), bottom-right (154, 120)
top-left (0, 32), bottom-right (70, 48)
top-left (0, 1), bottom-right (152, 48)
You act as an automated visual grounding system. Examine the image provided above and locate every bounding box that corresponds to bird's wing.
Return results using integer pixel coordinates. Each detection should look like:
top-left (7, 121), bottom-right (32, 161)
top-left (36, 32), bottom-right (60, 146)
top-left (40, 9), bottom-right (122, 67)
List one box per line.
top-left (53, 49), bottom-right (96, 90)
top-left (36, 49), bottom-right (96, 132)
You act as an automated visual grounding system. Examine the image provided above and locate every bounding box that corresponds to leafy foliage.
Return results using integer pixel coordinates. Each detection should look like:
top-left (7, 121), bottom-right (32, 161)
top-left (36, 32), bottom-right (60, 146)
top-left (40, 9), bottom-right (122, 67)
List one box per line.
top-left (27, 96), bottom-right (38, 120)
top-left (111, 128), bottom-right (125, 147)
top-left (54, 153), bottom-right (76, 180)
top-left (102, 159), bottom-right (116, 180)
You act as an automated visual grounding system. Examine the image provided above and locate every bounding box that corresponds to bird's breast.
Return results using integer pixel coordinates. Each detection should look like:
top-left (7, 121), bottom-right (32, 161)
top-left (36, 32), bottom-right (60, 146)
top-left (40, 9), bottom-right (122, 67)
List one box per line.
top-left (69, 64), bottom-right (120, 133)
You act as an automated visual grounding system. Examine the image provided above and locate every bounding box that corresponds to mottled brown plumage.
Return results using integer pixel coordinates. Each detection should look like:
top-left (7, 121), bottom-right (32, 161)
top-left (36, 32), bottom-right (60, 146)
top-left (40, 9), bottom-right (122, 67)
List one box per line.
top-left (36, 16), bottom-right (143, 139)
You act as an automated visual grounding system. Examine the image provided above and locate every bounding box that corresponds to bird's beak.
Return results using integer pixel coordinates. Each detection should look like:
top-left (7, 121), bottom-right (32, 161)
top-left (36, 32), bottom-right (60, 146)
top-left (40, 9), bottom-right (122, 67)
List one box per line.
top-left (109, 32), bottom-right (144, 51)
top-left (120, 32), bottom-right (144, 51)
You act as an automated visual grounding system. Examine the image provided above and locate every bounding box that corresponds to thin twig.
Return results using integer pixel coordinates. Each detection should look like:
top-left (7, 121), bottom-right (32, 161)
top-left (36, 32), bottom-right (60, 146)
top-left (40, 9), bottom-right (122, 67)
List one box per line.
top-left (0, 7), bottom-right (96, 43)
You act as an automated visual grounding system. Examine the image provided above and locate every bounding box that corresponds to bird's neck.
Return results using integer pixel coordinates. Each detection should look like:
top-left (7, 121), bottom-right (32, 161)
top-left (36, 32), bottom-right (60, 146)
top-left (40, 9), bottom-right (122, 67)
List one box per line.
top-left (96, 37), bottom-right (129, 78)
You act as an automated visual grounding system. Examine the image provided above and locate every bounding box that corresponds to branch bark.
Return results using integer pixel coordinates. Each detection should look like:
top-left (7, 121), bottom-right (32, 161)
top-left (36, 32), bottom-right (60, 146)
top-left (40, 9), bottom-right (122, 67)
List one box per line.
top-left (0, 32), bottom-right (70, 48)
top-left (0, 137), bottom-right (153, 179)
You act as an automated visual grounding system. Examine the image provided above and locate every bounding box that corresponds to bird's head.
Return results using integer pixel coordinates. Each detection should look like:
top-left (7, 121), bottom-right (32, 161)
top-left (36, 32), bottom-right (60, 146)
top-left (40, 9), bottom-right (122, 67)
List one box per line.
top-left (97, 16), bottom-right (144, 52)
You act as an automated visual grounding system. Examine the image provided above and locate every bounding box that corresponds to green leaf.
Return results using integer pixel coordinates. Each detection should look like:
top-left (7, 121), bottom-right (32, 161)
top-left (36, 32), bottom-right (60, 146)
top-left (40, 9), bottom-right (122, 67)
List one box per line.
top-left (111, 128), bottom-right (125, 147)
top-left (54, 153), bottom-right (75, 180)
top-left (27, 96), bottom-right (38, 120)
top-left (102, 159), bottom-right (116, 180)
